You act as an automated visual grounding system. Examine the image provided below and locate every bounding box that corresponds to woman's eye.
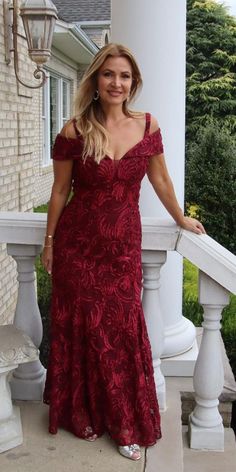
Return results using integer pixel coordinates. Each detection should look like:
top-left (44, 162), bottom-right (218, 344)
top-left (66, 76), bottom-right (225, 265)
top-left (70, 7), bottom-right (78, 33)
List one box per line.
top-left (102, 72), bottom-right (131, 79)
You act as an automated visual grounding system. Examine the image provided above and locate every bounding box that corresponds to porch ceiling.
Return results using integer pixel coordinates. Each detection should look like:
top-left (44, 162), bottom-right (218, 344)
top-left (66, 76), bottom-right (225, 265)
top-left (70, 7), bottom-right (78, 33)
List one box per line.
top-left (52, 22), bottom-right (99, 65)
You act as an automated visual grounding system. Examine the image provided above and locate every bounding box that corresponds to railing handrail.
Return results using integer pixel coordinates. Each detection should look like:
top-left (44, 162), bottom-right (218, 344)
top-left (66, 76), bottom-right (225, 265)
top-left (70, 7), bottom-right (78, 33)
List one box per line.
top-left (0, 212), bottom-right (235, 295)
top-left (0, 211), bottom-right (46, 245)
top-left (176, 229), bottom-right (236, 295)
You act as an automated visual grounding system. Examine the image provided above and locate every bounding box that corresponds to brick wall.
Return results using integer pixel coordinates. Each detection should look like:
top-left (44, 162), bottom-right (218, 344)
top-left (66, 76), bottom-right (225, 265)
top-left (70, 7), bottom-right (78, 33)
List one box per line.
top-left (82, 27), bottom-right (110, 48)
top-left (0, 4), bottom-right (41, 324)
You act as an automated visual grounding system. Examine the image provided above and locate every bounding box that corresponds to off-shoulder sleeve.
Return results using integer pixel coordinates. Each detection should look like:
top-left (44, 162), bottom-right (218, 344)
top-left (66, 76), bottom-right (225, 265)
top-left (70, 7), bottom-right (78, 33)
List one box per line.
top-left (147, 128), bottom-right (164, 157)
top-left (52, 134), bottom-right (83, 161)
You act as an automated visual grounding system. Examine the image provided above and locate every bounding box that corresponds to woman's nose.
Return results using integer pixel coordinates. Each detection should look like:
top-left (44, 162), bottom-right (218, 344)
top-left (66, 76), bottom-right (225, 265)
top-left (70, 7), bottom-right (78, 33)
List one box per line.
top-left (111, 76), bottom-right (121, 87)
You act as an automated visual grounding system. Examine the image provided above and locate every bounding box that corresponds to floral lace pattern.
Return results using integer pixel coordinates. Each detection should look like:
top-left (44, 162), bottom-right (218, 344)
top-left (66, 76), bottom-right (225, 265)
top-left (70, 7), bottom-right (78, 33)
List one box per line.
top-left (43, 113), bottom-right (164, 446)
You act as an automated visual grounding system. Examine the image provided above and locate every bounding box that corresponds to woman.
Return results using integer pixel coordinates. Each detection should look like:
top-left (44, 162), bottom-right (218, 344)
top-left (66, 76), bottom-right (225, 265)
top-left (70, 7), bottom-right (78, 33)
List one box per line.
top-left (41, 43), bottom-right (205, 461)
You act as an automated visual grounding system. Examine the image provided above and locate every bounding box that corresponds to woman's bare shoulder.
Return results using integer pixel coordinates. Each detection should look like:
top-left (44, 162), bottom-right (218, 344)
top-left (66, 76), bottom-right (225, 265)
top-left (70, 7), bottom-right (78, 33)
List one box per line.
top-left (132, 111), bottom-right (160, 133)
top-left (59, 119), bottom-right (78, 139)
top-left (149, 114), bottom-right (160, 133)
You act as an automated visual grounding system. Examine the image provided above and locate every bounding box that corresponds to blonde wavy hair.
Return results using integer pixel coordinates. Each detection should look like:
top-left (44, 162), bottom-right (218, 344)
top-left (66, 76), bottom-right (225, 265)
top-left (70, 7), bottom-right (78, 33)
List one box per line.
top-left (73, 43), bottom-right (143, 163)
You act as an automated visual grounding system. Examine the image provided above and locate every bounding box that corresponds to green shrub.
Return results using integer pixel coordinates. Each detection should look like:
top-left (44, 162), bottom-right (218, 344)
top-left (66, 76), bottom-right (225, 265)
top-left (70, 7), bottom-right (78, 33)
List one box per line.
top-left (185, 119), bottom-right (236, 254)
top-left (183, 296), bottom-right (203, 327)
top-left (35, 256), bottom-right (51, 367)
top-left (221, 296), bottom-right (236, 377)
top-left (34, 203), bottom-right (49, 213)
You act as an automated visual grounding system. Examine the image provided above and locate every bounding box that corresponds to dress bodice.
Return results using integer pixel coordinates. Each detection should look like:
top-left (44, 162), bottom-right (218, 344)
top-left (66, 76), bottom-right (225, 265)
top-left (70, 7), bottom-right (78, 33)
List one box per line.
top-left (52, 112), bottom-right (164, 198)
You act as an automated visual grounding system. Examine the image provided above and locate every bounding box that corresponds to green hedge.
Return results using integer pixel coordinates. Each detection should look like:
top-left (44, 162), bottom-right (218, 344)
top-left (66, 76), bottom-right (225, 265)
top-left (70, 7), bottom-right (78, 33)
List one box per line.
top-left (34, 204), bottom-right (51, 367)
top-left (35, 256), bottom-right (51, 367)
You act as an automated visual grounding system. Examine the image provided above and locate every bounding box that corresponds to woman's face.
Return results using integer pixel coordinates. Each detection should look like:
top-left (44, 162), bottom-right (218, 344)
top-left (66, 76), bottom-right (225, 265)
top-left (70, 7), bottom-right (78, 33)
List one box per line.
top-left (96, 56), bottom-right (133, 107)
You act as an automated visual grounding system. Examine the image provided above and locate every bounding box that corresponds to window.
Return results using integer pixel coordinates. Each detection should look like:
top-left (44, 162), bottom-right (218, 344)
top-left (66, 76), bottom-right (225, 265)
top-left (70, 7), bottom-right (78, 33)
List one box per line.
top-left (42, 73), bottom-right (71, 166)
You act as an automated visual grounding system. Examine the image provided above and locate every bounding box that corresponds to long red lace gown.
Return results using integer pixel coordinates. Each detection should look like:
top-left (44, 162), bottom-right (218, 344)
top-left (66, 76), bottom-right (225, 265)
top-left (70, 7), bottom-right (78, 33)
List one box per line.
top-left (43, 112), bottom-right (164, 446)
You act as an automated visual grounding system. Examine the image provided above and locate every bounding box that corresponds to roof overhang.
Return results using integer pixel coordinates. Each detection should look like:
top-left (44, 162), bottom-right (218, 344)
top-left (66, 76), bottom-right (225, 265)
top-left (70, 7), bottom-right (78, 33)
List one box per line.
top-left (76, 20), bottom-right (110, 28)
top-left (52, 19), bottom-right (99, 65)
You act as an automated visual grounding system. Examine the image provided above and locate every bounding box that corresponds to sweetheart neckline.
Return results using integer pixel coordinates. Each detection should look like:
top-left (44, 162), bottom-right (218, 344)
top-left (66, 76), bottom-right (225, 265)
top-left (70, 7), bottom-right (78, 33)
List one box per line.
top-left (103, 128), bottom-right (161, 163)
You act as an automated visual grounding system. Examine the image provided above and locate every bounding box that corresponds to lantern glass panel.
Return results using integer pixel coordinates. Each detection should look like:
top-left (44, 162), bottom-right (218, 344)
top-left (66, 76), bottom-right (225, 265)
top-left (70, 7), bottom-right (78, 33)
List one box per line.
top-left (25, 16), bottom-right (47, 49)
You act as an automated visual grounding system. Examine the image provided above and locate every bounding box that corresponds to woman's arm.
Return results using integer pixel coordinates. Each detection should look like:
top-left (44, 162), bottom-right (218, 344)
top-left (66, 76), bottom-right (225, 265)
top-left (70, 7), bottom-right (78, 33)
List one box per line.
top-left (41, 121), bottom-right (76, 274)
top-left (147, 116), bottom-right (205, 234)
top-left (147, 155), bottom-right (205, 234)
top-left (41, 160), bottom-right (73, 274)
top-left (46, 160), bottom-right (74, 236)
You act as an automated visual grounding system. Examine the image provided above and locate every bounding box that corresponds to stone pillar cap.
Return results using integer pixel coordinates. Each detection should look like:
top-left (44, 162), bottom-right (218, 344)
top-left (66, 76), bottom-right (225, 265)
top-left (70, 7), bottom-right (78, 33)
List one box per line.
top-left (0, 325), bottom-right (38, 368)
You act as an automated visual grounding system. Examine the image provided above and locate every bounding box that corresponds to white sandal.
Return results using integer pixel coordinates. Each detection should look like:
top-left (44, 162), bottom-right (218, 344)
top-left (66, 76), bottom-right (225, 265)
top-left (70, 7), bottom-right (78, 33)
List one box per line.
top-left (84, 433), bottom-right (97, 441)
top-left (84, 426), bottom-right (97, 441)
top-left (118, 444), bottom-right (141, 461)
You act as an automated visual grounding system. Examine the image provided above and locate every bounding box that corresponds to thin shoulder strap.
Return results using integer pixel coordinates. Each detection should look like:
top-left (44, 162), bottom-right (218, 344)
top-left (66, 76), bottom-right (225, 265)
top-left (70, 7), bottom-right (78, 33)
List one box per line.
top-left (144, 112), bottom-right (151, 135)
top-left (72, 118), bottom-right (80, 137)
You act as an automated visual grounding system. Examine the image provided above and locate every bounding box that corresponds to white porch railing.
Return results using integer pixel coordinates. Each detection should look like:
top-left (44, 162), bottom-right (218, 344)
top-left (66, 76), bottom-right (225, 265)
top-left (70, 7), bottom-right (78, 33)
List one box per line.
top-left (0, 212), bottom-right (235, 451)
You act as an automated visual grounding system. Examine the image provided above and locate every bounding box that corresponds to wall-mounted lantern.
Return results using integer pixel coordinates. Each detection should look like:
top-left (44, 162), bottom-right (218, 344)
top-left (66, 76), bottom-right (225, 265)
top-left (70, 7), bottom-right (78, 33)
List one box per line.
top-left (3, 0), bottom-right (58, 89)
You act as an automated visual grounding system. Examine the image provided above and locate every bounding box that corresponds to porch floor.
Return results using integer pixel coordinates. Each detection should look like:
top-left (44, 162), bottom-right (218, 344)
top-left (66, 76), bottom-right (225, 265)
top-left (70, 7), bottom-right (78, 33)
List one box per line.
top-left (0, 400), bottom-right (145, 472)
top-left (1, 381), bottom-right (235, 472)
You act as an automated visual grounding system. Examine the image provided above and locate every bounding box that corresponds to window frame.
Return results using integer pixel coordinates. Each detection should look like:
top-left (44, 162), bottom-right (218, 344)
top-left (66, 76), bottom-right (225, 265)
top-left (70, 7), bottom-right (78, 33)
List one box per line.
top-left (42, 77), bottom-right (50, 167)
top-left (42, 72), bottom-right (71, 167)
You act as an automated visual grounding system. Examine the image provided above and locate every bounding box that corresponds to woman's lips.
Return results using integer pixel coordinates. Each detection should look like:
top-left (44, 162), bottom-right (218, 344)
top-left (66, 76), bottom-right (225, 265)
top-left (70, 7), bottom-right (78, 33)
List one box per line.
top-left (107, 90), bottom-right (122, 96)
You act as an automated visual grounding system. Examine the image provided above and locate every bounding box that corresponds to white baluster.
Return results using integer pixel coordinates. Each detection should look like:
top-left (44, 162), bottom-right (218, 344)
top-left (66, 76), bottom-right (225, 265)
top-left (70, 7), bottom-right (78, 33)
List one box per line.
top-left (7, 244), bottom-right (46, 400)
top-left (142, 250), bottom-right (167, 411)
top-left (189, 270), bottom-right (230, 450)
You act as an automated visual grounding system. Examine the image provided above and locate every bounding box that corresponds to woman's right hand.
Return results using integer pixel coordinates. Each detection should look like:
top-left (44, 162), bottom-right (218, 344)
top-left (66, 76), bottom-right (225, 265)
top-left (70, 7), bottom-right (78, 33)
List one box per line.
top-left (41, 246), bottom-right (53, 275)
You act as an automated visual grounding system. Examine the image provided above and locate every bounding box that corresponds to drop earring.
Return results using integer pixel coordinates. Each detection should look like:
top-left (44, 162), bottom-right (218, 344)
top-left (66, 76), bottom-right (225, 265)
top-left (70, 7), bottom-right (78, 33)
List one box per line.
top-left (93, 90), bottom-right (99, 101)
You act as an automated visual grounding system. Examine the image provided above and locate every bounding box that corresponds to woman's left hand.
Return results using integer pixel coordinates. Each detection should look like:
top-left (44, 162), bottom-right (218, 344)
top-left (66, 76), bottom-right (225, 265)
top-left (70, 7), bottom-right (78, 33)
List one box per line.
top-left (180, 216), bottom-right (206, 235)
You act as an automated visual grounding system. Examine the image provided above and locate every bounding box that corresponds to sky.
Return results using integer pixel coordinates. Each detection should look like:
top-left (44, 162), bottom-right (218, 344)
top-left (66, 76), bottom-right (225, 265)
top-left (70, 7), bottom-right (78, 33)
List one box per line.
top-left (217, 0), bottom-right (236, 15)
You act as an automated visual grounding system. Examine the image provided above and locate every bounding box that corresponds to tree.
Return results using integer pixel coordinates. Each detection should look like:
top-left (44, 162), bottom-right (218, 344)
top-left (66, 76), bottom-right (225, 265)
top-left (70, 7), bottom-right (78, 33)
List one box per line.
top-left (185, 119), bottom-right (236, 253)
top-left (186, 0), bottom-right (236, 137)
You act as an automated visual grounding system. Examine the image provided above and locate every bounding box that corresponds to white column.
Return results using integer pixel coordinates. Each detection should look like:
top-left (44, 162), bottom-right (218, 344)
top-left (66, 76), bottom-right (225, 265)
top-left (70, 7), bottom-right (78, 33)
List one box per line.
top-left (111, 0), bottom-right (196, 360)
top-left (189, 271), bottom-right (229, 450)
top-left (142, 250), bottom-right (167, 411)
top-left (7, 244), bottom-right (46, 400)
